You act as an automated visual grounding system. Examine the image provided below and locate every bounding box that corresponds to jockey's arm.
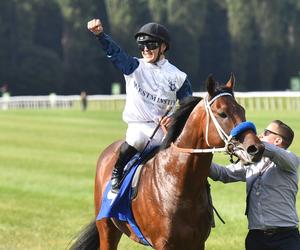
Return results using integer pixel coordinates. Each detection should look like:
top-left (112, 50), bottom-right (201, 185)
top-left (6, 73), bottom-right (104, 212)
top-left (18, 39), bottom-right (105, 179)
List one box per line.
top-left (96, 33), bottom-right (139, 75)
top-left (177, 77), bottom-right (193, 100)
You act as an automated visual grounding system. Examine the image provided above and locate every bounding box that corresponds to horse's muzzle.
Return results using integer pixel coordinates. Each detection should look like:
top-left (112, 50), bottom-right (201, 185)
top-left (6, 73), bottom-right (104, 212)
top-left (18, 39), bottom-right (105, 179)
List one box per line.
top-left (247, 143), bottom-right (265, 163)
top-left (227, 140), bottom-right (264, 164)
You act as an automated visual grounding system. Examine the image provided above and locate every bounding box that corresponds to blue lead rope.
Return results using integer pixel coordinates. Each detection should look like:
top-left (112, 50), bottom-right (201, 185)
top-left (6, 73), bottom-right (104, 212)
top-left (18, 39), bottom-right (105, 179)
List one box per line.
top-left (230, 121), bottom-right (257, 138)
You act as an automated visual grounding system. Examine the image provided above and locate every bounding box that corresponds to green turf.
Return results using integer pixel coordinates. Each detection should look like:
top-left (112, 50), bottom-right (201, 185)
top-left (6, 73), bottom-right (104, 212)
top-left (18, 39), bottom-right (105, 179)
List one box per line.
top-left (0, 108), bottom-right (299, 250)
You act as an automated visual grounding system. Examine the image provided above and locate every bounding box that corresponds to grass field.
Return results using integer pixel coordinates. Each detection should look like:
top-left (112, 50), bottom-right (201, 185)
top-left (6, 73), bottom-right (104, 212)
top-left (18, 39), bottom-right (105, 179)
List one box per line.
top-left (0, 108), bottom-right (299, 250)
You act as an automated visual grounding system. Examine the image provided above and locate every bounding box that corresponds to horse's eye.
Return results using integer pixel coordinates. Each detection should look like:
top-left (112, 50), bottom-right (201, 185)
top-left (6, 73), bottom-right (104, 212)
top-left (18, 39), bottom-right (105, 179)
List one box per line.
top-left (219, 112), bottom-right (227, 118)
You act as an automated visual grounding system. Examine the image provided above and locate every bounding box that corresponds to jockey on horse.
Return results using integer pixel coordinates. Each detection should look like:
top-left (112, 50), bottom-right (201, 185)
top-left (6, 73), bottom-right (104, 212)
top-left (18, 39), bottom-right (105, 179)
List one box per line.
top-left (87, 19), bottom-right (193, 193)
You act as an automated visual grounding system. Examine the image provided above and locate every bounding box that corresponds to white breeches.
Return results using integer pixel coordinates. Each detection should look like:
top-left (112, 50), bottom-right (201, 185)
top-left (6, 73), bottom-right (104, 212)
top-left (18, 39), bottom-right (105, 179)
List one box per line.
top-left (125, 122), bottom-right (165, 151)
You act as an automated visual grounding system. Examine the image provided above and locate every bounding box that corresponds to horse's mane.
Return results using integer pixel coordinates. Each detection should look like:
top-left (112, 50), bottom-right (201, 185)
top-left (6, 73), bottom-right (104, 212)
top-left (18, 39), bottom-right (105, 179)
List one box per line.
top-left (141, 96), bottom-right (201, 163)
top-left (160, 96), bottom-right (202, 149)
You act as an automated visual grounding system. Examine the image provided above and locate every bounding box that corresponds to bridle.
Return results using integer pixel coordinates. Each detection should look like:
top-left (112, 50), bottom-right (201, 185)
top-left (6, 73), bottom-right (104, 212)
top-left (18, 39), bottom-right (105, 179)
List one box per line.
top-left (204, 93), bottom-right (233, 148)
top-left (171, 92), bottom-right (233, 153)
top-left (171, 92), bottom-right (256, 161)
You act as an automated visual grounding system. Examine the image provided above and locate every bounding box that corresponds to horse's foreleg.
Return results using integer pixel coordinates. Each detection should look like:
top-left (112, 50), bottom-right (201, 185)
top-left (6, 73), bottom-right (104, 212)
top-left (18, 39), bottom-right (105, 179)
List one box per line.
top-left (96, 218), bottom-right (122, 250)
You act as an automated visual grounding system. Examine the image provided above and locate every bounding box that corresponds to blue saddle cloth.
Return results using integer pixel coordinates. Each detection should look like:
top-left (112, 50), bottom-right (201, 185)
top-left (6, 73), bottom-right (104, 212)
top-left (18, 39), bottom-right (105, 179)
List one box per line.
top-left (97, 147), bottom-right (158, 247)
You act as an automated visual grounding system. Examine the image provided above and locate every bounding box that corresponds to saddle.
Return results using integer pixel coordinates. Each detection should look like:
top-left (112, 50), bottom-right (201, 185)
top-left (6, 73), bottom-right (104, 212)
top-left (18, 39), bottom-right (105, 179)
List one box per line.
top-left (121, 145), bottom-right (160, 198)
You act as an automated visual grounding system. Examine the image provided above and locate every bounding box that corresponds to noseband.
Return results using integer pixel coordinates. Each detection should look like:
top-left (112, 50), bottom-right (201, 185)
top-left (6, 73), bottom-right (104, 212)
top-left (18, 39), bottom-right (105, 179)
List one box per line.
top-left (171, 92), bottom-right (256, 155)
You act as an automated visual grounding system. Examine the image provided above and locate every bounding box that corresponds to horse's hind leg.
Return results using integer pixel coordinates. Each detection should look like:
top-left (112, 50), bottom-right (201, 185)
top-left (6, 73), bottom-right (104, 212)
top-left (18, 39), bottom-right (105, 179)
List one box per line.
top-left (96, 219), bottom-right (122, 250)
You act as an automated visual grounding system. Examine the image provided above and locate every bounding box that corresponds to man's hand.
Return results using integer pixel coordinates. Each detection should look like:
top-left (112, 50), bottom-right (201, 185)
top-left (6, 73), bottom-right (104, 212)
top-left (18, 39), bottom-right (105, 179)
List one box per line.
top-left (87, 19), bottom-right (103, 35)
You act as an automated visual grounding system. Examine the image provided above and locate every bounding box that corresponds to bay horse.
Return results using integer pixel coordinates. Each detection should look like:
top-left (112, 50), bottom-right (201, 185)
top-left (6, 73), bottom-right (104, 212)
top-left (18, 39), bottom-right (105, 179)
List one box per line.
top-left (70, 74), bottom-right (265, 250)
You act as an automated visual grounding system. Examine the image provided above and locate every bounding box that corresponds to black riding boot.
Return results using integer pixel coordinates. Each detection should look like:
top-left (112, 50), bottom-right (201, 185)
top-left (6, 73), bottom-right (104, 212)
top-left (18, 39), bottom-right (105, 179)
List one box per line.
top-left (111, 142), bottom-right (138, 193)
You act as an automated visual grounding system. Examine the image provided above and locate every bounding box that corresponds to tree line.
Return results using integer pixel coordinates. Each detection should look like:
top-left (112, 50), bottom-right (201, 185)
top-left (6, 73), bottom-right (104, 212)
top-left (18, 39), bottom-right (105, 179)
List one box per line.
top-left (1, 0), bottom-right (300, 95)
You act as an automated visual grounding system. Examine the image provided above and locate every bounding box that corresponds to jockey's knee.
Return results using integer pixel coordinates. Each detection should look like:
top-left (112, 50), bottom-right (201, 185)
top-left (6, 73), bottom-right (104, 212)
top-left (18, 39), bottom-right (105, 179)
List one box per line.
top-left (126, 129), bottom-right (148, 151)
top-left (120, 141), bottom-right (138, 157)
top-left (126, 139), bottom-right (146, 152)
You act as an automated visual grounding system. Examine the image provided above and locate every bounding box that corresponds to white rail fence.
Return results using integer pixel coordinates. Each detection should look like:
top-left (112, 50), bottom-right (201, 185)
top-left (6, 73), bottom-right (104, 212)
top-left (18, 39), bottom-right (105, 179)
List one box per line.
top-left (1, 92), bottom-right (300, 111)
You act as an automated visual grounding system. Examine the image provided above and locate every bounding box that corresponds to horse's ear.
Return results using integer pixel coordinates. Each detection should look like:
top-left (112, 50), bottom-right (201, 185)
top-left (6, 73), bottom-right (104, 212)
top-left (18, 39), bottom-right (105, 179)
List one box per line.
top-left (206, 74), bottom-right (215, 96)
top-left (226, 72), bottom-right (235, 90)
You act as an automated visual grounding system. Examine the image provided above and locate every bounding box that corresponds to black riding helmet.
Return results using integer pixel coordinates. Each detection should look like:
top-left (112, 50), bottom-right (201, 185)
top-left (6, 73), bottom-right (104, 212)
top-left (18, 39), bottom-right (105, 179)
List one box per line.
top-left (134, 22), bottom-right (170, 51)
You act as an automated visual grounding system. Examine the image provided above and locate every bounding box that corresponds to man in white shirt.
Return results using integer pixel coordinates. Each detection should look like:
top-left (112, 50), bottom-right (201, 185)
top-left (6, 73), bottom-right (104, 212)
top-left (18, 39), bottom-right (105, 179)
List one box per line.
top-left (210, 120), bottom-right (300, 250)
top-left (87, 19), bottom-right (192, 193)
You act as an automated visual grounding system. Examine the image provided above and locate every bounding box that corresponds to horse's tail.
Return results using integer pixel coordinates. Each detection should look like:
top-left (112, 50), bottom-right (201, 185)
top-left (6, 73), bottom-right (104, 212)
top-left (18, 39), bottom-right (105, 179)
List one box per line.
top-left (69, 220), bottom-right (99, 250)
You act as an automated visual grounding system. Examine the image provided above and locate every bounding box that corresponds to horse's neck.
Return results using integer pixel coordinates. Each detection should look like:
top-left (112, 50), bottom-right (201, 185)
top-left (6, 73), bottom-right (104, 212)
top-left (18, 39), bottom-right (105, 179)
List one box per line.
top-left (167, 108), bottom-right (212, 183)
top-left (176, 106), bottom-right (207, 153)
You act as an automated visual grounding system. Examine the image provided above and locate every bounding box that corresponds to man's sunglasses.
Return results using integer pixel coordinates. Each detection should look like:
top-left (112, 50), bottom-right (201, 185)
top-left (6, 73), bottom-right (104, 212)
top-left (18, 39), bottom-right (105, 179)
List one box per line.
top-left (263, 129), bottom-right (286, 140)
top-left (137, 42), bottom-right (160, 51)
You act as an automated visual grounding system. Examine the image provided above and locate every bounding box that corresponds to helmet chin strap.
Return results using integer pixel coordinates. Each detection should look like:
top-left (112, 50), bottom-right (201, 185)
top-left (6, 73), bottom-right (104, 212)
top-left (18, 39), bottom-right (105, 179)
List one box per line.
top-left (153, 45), bottom-right (163, 64)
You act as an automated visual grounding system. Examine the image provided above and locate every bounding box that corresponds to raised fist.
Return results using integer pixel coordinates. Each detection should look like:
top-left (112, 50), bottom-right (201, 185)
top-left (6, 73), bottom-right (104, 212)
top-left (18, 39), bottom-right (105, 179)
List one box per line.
top-left (87, 19), bottom-right (103, 35)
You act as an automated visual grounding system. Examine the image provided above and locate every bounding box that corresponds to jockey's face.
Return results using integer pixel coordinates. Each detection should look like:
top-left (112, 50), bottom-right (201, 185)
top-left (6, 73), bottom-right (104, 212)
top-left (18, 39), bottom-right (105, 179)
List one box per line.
top-left (139, 42), bottom-right (166, 63)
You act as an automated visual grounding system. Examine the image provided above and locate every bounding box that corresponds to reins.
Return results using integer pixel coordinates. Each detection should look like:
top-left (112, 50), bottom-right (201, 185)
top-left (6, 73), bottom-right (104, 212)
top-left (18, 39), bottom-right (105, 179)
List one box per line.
top-left (171, 92), bottom-right (233, 154)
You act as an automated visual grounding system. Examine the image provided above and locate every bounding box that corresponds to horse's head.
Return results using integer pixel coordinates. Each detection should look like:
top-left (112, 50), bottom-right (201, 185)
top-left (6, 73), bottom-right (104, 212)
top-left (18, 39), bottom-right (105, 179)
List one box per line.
top-left (201, 73), bottom-right (264, 163)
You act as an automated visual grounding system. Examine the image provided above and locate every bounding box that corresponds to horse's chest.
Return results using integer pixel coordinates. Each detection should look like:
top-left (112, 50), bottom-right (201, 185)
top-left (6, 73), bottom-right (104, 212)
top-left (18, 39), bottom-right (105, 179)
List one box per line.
top-left (155, 209), bottom-right (211, 248)
top-left (156, 224), bottom-right (209, 250)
